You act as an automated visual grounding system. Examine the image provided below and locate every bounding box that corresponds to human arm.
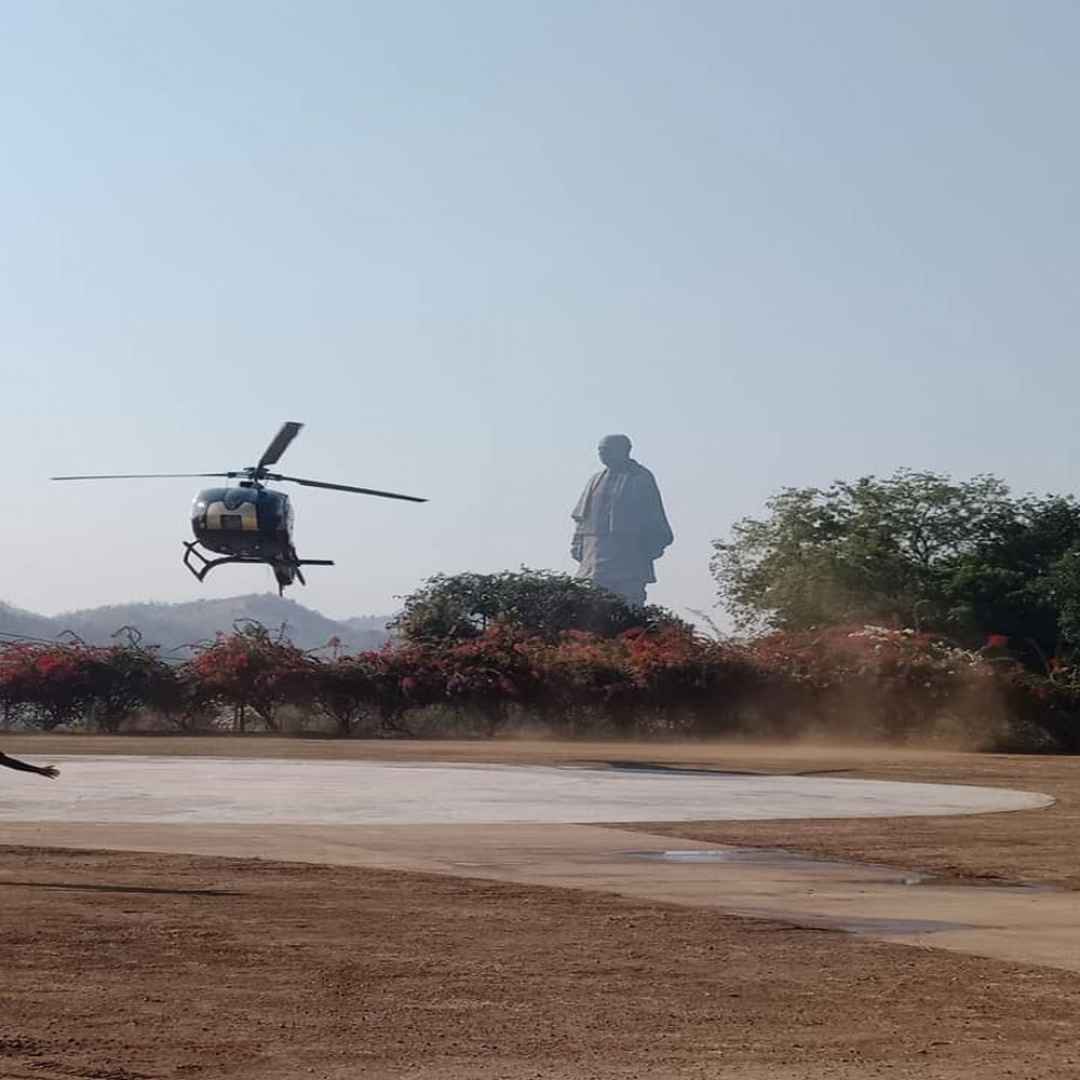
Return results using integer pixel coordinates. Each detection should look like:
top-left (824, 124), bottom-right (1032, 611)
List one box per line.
top-left (0, 753), bottom-right (59, 780)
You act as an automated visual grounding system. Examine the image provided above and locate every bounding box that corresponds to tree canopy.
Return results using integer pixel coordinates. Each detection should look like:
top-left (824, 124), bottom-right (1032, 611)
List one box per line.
top-left (390, 569), bottom-right (684, 644)
top-left (711, 470), bottom-right (1080, 660)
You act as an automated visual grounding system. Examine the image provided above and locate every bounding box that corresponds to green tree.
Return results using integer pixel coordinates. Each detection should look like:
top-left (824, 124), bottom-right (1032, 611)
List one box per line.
top-left (711, 470), bottom-right (1036, 639)
top-left (943, 495), bottom-right (1080, 658)
top-left (391, 569), bottom-right (683, 644)
top-left (1043, 546), bottom-right (1080, 658)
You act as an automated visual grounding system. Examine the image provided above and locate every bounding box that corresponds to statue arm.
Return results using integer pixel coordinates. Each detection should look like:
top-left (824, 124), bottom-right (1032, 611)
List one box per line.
top-left (570, 476), bottom-right (596, 562)
top-left (570, 518), bottom-right (585, 562)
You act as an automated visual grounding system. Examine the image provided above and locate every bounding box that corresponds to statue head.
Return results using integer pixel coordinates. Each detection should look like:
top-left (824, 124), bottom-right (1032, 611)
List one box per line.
top-left (598, 434), bottom-right (632, 468)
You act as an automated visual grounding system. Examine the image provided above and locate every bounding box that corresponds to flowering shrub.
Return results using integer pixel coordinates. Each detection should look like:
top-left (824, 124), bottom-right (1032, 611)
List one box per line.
top-left (439, 625), bottom-right (542, 734)
top-left (3, 618), bottom-right (1079, 748)
top-left (742, 625), bottom-right (1001, 739)
top-left (0, 639), bottom-right (181, 731)
top-left (0, 643), bottom-right (96, 729)
top-left (83, 642), bottom-right (185, 732)
top-left (309, 655), bottom-right (378, 736)
top-left (529, 630), bottom-right (634, 716)
top-left (986, 660), bottom-right (1080, 751)
top-left (520, 626), bottom-right (762, 736)
top-left (187, 623), bottom-right (314, 732)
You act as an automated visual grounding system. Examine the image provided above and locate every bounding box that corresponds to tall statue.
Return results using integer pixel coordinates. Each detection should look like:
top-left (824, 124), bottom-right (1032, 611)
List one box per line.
top-left (571, 434), bottom-right (673, 607)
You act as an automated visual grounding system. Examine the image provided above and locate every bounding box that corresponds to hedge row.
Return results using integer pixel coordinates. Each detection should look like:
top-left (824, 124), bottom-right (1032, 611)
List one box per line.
top-left (2, 623), bottom-right (1078, 748)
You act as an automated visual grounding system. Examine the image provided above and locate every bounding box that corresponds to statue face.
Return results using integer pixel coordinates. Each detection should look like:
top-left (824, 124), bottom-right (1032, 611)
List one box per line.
top-left (598, 435), bottom-right (631, 467)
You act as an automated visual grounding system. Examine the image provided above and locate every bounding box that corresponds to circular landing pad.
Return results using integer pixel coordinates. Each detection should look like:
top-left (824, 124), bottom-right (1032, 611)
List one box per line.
top-left (0, 757), bottom-right (1051, 825)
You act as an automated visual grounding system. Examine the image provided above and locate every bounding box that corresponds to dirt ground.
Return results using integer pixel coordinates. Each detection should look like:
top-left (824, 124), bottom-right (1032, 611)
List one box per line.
top-left (3, 735), bottom-right (1080, 1078)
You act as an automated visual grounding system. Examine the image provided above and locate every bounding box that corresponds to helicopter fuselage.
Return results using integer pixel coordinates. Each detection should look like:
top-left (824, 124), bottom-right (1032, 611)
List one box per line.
top-left (191, 484), bottom-right (294, 561)
top-left (186, 483), bottom-right (323, 592)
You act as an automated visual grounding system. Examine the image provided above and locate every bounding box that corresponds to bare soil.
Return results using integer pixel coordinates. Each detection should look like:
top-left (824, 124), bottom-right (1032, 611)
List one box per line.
top-left (3, 735), bottom-right (1080, 1078)
top-left (5, 844), bottom-right (1080, 1080)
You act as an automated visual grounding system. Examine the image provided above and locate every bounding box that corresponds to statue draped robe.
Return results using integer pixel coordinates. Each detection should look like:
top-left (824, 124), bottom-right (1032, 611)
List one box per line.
top-left (571, 459), bottom-right (673, 606)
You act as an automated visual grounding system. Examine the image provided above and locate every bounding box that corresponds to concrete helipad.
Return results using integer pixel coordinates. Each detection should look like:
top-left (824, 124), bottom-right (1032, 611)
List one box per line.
top-left (0, 756), bottom-right (1051, 824)
top-left (3, 754), bottom-right (1074, 975)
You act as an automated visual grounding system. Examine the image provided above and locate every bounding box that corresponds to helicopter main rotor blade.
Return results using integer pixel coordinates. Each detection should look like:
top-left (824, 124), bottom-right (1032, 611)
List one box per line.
top-left (257, 421), bottom-right (304, 469)
top-left (51, 473), bottom-right (232, 481)
top-left (277, 475), bottom-right (427, 502)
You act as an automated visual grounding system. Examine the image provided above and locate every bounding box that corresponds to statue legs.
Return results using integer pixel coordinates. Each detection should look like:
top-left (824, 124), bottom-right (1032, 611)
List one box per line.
top-left (596, 579), bottom-right (647, 608)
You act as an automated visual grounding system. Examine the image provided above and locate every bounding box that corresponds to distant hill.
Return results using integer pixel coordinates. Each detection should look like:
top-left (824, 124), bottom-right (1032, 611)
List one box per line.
top-left (340, 614), bottom-right (398, 633)
top-left (0, 602), bottom-right (58, 642)
top-left (0, 595), bottom-right (393, 655)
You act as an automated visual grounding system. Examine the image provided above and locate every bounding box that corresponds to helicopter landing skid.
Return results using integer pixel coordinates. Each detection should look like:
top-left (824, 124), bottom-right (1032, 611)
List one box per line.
top-left (182, 541), bottom-right (334, 590)
top-left (182, 542), bottom-right (272, 583)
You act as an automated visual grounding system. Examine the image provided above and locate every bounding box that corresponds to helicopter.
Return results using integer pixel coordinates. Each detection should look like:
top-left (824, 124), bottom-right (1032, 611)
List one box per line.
top-left (52, 422), bottom-right (426, 595)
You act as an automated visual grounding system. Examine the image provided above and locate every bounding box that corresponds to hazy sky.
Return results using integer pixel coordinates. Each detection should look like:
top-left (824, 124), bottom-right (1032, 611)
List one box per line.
top-left (3, 1), bottom-right (1077, 622)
